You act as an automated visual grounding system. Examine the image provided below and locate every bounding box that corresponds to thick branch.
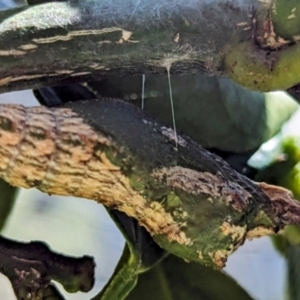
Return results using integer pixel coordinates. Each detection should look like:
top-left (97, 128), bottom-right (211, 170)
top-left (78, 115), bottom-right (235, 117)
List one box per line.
top-left (0, 98), bottom-right (298, 268)
top-left (1, 0), bottom-right (300, 93)
top-left (0, 0), bottom-right (269, 93)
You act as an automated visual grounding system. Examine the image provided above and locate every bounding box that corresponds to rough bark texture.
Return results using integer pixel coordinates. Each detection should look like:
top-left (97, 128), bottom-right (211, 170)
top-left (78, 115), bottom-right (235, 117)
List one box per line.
top-left (1, 0), bottom-right (300, 93)
top-left (0, 98), bottom-right (299, 268)
top-left (0, 0), bottom-right (287, 93)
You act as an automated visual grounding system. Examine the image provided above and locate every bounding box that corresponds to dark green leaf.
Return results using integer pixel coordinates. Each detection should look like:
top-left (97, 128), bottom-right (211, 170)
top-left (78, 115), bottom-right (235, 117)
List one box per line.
top-left (0, 179), bottom-right (18, 231)
top-left (287, 244), bottom-right (300, 300)
top-left (127, 254), bottom-right (255, 300)
top-left (87, 74), bottom-right (298, 152)
top-left (92, 210), bottom-right (167, 300)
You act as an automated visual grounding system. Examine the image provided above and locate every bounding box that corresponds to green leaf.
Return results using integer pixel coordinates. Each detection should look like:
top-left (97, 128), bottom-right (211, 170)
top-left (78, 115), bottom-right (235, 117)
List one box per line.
top-left (92, 210), bottom-right (167, 300)
top-left (91, 244), bottom-right (139, 300)
top-left (255, 136), bottom-right (300, 198)
top-left (127, 254), bottom-right (255, 300)
top-left (41, 284), bottom-right (66, 300)
top-left (0, 179), bottom-right (18, 232)
top-left (264, 93), bottom-right (299, 141)
top-left (87, 74), bottom-right (298, 152)
top-left (286, 244), bottom-right (300, 300)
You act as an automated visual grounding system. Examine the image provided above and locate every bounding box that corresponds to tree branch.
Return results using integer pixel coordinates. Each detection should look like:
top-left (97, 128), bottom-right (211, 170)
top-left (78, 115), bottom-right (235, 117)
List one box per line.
top-left (0, 98), bottom-right (298, 268)
top-left (0, 0), bottom-right (283, 93)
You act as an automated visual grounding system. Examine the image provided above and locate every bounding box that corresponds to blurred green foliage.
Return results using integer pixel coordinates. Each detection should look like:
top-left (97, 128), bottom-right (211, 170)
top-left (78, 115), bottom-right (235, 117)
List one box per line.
top-left (255, 136), bottom-right (300, 300)
top-left (256, 136), bottom-right (300, 200)
top-left (127, 254), bottom-right (254, 300)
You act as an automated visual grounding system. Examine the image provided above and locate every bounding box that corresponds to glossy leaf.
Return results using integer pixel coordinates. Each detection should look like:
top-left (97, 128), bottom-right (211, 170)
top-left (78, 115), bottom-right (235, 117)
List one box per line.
top-left (92, 210), bottom-right (167, 300)
top-left (87, 74), bottom-right (298, 152)
top-left (127, 254), bottom-right (255, 300)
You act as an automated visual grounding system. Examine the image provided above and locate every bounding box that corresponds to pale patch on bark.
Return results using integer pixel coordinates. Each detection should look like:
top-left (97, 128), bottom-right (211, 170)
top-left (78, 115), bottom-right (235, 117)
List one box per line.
top-left (287, 13), bottom-right (296, 19)
top-left (148, 53), bottom-right (191, 69)
top-left (55, 70), bottom-right (74, 74)
top-left (32, 28), bottom-right (123, 44)
top-left (258, 0), bottom-right (271, 4)
top-left (0, 50), bottom-right (26, 56)
top-left (173, 32), bottom-right (180, 43)
top-left (10, 75), bottom-right (45, 82)
top-left (97, 41), bottom-right (112, 45)
top-left (0, 77), bottom-right (12, 86)
top-left (160, 126), bottom-right (187, 147)
top-left (70, 72), bottom-right (91, 77)
top-left (288, 7), bottom-right (297, 19)
top-left (0, 105), bottom-right (191, 246)
top-left (246, 226), bottom-right (275, 240)
top-left (208, 248), bottom-right (234, 269)
top-left (117, 30), bottom-right (136, 44)
top-left (152, 166), bottom-right (251, 212)
top-left (89, 64), bottom-right (106, 70)
top-left (18, 44), bottom-right (38, 51)
top-left (293, 35), bottom-right (300, 41)
top-left (197, 250), bottom-right (204, 260)
top-left (220, 222), bottom-right (247, 242)
top-left (256, 17), bottom-right (290, 49)
top-left (236, 22), bottom-right (249, 27)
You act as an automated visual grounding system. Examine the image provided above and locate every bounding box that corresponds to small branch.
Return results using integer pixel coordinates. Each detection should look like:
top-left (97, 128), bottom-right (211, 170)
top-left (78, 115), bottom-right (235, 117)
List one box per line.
top-left (0, 236), bottom-right (95, 300)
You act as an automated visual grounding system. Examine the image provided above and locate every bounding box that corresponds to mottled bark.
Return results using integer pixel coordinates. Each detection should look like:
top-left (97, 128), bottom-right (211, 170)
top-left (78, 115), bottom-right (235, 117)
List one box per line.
top-left (0, 98), bottom-right (299, 268)
top-left (0, 236), bottom-right (94, 299)
top-left (1, 0), bottom-right (300, 93)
